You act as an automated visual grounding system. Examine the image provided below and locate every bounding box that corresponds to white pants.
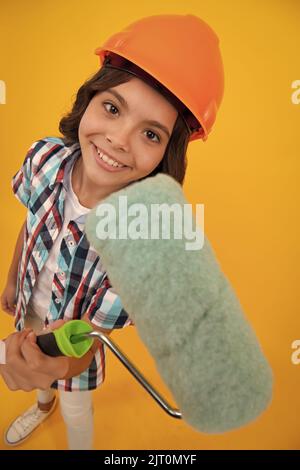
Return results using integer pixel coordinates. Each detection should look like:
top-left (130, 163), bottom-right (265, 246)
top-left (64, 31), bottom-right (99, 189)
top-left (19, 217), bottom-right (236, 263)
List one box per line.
top-left (38, 388), bottom-right (94, 450)
top-left (24, 308), bottom-right (94, 450)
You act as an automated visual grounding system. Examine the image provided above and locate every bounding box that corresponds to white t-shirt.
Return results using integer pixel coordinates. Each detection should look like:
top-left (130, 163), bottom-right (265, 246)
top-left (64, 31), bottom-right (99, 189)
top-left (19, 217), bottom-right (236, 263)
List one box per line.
top-left (27, 158), bottom-right (90, 321)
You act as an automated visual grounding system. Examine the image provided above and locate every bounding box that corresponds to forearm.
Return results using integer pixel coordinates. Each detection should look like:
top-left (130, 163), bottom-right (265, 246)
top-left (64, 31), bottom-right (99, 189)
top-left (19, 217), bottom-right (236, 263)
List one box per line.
top-left (61, 349), bottom-right (95, 380)
top-left (7, 221), bottom-right (26, 284)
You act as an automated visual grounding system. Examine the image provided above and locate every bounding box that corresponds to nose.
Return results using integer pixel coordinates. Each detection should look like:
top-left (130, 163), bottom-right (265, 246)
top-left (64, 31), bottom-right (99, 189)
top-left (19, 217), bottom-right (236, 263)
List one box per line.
top-left (105, 124), bottom-right (131, 153)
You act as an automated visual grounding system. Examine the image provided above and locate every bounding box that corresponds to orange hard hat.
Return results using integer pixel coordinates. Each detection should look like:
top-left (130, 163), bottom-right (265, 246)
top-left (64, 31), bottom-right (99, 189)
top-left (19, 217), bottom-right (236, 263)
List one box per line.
top-left (95, 14), bottom-right (224, 142)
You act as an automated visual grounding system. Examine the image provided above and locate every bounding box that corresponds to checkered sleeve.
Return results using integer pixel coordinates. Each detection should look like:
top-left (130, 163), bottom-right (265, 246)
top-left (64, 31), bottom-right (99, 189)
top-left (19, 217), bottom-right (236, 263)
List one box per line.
top-left (11, 140), bottom-right (42, 208)
top-left (86, 277), bottom-right (134, 330)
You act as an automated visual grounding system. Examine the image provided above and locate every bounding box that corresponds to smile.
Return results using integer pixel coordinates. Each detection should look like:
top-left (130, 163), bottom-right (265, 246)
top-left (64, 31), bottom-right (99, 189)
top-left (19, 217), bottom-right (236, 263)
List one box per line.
top-left (94, 144), bottom-right (126, 167)
top-left (92, 144), bottom-right (130, 172)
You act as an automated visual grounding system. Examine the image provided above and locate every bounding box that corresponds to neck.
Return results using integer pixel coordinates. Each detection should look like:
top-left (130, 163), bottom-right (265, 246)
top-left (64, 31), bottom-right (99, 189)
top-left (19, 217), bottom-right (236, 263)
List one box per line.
top-left (72, 157), bottom-right (115, 208)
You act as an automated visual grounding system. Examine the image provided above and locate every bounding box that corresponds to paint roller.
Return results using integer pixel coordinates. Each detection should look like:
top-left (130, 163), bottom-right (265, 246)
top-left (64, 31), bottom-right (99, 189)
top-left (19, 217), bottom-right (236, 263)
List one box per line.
top-left (37, 173), bottom-right (273, 433)
top-left (84, 173), bottom-right (273, 433)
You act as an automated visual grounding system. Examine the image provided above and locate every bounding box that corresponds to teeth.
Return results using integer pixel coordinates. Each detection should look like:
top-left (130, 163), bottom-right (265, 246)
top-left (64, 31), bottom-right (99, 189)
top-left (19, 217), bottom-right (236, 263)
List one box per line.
top-left (95, 146), bottom-right (125, 168)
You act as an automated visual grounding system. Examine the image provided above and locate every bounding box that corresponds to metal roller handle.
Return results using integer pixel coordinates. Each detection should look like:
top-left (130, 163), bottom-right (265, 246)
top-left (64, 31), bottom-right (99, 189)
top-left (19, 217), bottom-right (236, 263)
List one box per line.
top-left (73, 331), bottom-right (182, 420)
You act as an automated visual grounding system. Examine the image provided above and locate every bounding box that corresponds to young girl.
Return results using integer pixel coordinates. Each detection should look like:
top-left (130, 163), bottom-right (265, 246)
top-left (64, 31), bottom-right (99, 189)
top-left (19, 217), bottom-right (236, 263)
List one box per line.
top-left (0, 14), bottom-right (224, 449)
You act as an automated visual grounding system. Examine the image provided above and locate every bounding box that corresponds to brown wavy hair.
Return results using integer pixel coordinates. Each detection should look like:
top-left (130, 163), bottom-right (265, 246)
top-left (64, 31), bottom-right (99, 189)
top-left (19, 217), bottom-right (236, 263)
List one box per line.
top-left (59, 66), bottom-right (192, 185)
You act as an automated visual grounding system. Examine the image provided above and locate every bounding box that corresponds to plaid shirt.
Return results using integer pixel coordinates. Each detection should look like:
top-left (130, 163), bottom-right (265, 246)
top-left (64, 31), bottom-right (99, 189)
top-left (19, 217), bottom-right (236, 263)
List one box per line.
top-left (11, 137), bottom-right (133, 391)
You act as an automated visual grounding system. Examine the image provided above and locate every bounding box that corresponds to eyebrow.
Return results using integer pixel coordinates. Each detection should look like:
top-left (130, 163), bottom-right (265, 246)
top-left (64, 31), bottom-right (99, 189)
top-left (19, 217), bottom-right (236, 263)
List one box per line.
top-left (105, 88), bottom-right (171, 139)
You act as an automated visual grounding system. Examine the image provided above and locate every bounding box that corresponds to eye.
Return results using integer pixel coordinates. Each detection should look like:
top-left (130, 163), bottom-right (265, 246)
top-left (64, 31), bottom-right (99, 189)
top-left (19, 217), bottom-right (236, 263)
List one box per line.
top-left (144, 130), bottom-right (160, 143)
top-left (103, 102), bottom-right (119, 115)
top-left (103, 102), bottom-right (161, 143)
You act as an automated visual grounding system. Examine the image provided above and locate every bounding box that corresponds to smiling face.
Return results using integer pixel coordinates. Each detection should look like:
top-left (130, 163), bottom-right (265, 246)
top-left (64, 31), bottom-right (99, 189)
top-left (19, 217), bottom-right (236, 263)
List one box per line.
top-left (78, 77), bottom-right (178, 201)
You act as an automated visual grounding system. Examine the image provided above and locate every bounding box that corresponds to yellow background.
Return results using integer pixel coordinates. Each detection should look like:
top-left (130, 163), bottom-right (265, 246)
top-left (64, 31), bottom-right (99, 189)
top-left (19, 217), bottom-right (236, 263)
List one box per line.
top-left (0, 0), bottom-right (299, 450)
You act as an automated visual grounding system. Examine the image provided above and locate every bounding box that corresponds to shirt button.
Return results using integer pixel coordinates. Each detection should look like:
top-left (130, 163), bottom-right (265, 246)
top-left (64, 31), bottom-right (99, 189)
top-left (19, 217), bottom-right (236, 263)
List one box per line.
top-left (59, 271), bottom-right (65, 279)
top-left (68, 240), bottom-right (75, 247)
top-left (55, 298), bottom-right (61, 304)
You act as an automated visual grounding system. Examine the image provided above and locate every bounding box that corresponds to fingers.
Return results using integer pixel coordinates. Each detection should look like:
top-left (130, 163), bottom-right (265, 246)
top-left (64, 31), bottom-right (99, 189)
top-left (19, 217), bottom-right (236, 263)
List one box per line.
top-left (38, 319), bottom-right (65, 336)
top-left (0, 299), bottom-right (15, 316)
top-left (20, 333), bottom-right (60, 387)
top-left (5, 329), bottom-right (32, 354)
top-left (20, 332), bottom-right (68, 379)
top-left (20, 331), bottom-right (46, 366)
top-left (1, 330), bottom-right (62, 391)
top-left (6, 298), bottom-right (16, 314)
top-left (1, 330), bottom-right (35, 391)
top-left (26, 331), bottom-right (37, 345)
top-left (0, 287), bottom-right (16, 316)
top-left (7, 304), bottom-right (16, 315)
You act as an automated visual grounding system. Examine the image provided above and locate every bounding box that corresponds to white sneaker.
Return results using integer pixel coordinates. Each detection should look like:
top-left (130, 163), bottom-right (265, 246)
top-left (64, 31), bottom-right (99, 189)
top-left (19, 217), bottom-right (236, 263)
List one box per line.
top-left (4, 397), bottom-right (57, 446)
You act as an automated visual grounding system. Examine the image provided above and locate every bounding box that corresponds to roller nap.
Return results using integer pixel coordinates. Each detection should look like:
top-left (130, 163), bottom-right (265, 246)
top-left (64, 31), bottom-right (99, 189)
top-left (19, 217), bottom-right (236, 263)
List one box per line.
top-left (85, 174), bottom-right (273, 433)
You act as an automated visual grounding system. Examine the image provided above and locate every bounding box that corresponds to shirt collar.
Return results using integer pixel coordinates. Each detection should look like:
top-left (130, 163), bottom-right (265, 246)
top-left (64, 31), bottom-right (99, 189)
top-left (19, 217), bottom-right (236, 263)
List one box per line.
top-left (49, 142), bottom-right (81, 190)
top-left (49, 141), bottom-right (90, 227)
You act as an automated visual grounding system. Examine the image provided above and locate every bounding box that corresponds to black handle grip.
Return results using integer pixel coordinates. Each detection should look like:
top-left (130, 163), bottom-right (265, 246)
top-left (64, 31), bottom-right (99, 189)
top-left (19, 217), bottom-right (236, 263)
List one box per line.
top-left (36, 332), bottom-right (64, 357)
